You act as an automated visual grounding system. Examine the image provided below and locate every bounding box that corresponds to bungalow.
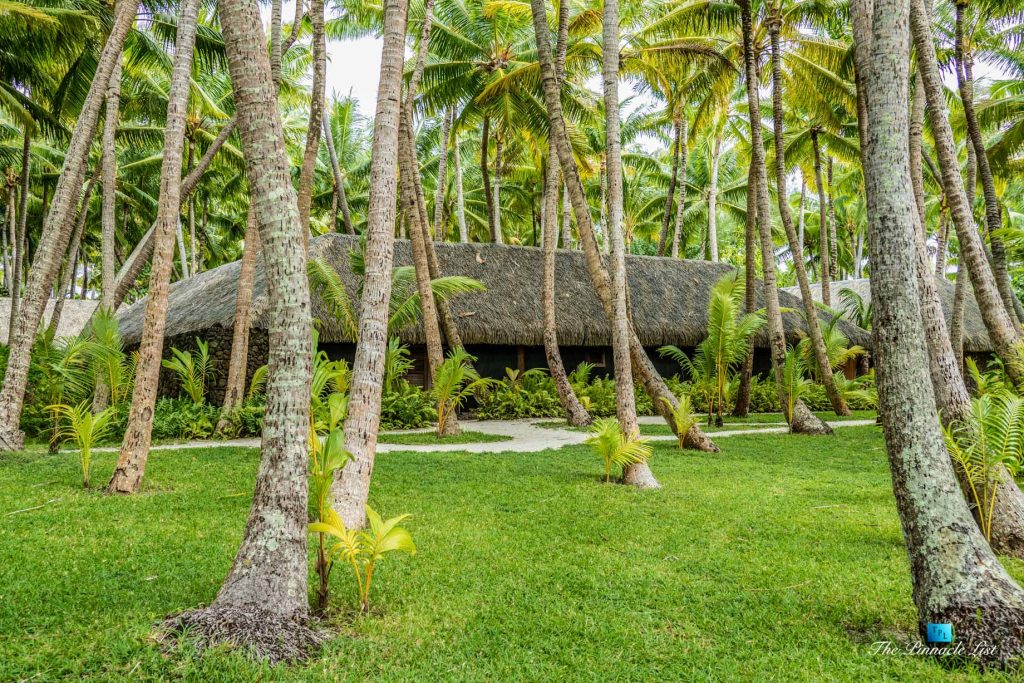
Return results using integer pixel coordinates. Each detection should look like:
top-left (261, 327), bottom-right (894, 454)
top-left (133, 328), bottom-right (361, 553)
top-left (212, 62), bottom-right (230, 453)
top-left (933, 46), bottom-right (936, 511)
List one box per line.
top-left (116, 234), bottom-right (871, 403)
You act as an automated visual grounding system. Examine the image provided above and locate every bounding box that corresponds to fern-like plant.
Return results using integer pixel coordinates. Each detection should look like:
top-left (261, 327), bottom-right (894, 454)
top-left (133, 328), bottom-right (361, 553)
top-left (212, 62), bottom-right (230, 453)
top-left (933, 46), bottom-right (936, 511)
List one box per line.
top-left (50, 401), bottom-right (118, 488)
top-left (585, 417), bottom-right (654, 483)
top-left (661, 395), bottom-right (698, 449)
top-left (430, 349), bottom-right (493, 436)
top-left (943, 391), bottom-right (1024, 541)
top-left (161, 338), bottom-right (213, 404)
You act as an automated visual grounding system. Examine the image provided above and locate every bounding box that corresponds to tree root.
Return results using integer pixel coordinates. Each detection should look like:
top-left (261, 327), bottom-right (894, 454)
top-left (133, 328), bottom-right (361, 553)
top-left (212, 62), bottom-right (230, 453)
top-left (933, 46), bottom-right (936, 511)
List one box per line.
top-left (989, 467), bottom-right (1024, 561)
top-left (159, 605), bottom-right (328, 664)
top-left (930, 597), bottom-right (1024, 669)
top-left (789, 401), bottom-right (834, 435)
top-left (683, 424), bottom-right (720, 452)
top-left (622, 462), bottom-right (661, 489)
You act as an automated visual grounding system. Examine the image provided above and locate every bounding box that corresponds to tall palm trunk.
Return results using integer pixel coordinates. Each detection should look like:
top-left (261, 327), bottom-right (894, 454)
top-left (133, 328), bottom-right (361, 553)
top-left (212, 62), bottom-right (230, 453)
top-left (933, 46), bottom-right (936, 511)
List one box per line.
top-left (733, 162), bottom-right (758, 417)
top-left (827, 157), bottom-right (839, 279)
top-left (934, 205), bottom-right (948, 276)
top-left (49, 172), bottom-right (99, 338)
top-left (107, 0), bottom-right (202, 493)
top-left (432, 110), bottom-right (452, 239)
top-left (811, 130), bottom-right (831, 305)
top-left (797, 173), bottom-right (806, 254)
top-left (603, 0), bottom-right (653, 487)
top-left (950, 143), bottom-right (976, 369)
top-left (561, 180), bottom-right (572, 248)
top-left (169, 0), bottom-right (316, 651)
top-left (296, 0), bottom-right (326, 243)
top-left (216, 208), bottom-right (260, 430)
top-left (741, 0), bottom-right (831, 434)
top-left (671, 116), bottom-right (688, 258)
top-left (188, 141), bottom-right (198, 274)
top-left (453, 122), bottom-right (468, 242)
top-left (322, 111), bottom-right (354, 234)
top-left (707, 130), bottom-right (722, 262)
top-left (9, 128), bottom-right (31, 341)
top-left (955, 2), bottom-right (1023, 325)
top-left (0, 0), bottom-right (135, 451)
top-left (492, 134), bottom-right (503, 243)
top-left (910, 0), bottom-right (1024, 384)
top-left (481, 115), bottom-right (495, 240)
top-left (531, 0), bottom-right (717, 454)
top-left (768, 17), bottom-right (849, 417)
top-left (333, 0), bottom-right (409, 529)
top-left (100, 58), bottom-right (121, 309)
top-left (858, 0), bottom-right (1024, 660)
top-left (658, 118), bottom-right (682, 256)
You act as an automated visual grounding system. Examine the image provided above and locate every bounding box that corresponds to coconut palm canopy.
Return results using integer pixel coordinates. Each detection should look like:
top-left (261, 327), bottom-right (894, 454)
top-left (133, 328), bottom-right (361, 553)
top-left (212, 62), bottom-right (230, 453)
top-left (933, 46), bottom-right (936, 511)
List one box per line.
top-left (116, 234), bottom-right (869, 351)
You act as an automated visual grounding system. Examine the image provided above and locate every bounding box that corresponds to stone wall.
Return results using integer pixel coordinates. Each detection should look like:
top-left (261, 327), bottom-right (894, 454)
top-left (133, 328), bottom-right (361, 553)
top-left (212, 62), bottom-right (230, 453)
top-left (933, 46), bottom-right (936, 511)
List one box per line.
top-left (154, 325), bottom-right (270, 405)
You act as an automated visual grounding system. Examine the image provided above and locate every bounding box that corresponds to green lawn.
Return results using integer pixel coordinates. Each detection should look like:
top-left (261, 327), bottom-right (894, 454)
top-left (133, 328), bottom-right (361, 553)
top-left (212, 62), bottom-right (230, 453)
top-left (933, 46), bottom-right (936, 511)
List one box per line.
top-left (378, 430), bottom-right (511, 445)
top-left (0, 424), bottom-right (1016, 681)
top-left (539, 410), bottom-right (878, 436)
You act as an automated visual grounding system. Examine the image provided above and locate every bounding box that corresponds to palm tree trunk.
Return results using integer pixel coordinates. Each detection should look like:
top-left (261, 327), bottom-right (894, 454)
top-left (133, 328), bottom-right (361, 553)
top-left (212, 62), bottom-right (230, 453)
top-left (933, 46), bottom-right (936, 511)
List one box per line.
top-left (531, 0), bottom-right (717, 453)
top-left (741, 0), bottom-right (831, 434)
top-left (954, 2), bottom-right (1023, 325)
top-left (322, 111), bottom-right (354, 234)
top-left (0, 0), bottom-right (135, 451)
top-left (333, 0), bottom-right (409, 530)
top-left (811, 130), bottom-right (831, 305)
top-left (560, 180), bottom-right (572, 248)
top-left (481, 115), bottom-right (495, 241)
top-left (5, 185), bottom-right (16, 342)
top-left (49, 171), bottom-right (99, 338)
top-left (453, 122), bottom-right (468, 242)
top-left (107, 0), bottom-right (202, 493)
top-left (768, 19), bottom-right (849, 417)
top-left (797, 173), bottom-right (806, 255)
top-left (492, 134), bottom-right (503, 243)
top-left (168, 0), bottom-right (316, 650)
top-left (950, 143), bottom-right (976, 369)
top-left (176, 216), bottom-right (190, 278)
top-left (707, 130), bottom-right (722, 262)
top-left (934, 205), bottom-right (948, 276)
top-left (432, 110), bottom-right (452, 239)
top-left (100, 58), bottom-right (121, 309)
top-left (188, 142), bottom-right (198, 274)
top-left (733, 162), bottom-right (758, 417)
top-left (658, 118), bottom-right (682, 256)
top-left (910, 0), bottom-right (1024, 384)
top-left (9, 128), bottom-right (31, 339)
top-left (858, 0), bottom-right (1024, 659)
top-left (216, 208), bottom-right (260, 430)
top-left (296, 0), bottom-right (326, 244)
top-left (827, 156), bottom-right (839, 279)
top-left (671, 116), bottom-right (687, 259)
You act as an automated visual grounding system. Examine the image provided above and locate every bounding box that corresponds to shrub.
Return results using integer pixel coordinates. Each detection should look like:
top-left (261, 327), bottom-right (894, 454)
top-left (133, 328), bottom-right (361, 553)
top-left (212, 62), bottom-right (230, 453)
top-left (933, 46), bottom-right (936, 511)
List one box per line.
top-left (161, 338), bottom-right (213, 404)
top-left (381, 381), bottom-right (436, 430)
top-left (50, 401), bottom-right (118, 488)
top-left (585, 417), bottom-right (653, 483)
top-left (151, 398), bottom-right (220, 441)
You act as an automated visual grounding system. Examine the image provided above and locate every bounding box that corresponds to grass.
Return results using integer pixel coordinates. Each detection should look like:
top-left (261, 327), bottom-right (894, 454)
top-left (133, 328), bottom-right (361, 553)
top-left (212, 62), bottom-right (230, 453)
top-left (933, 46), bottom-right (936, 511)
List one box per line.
top-left (377, 430), bottom-right (511, 445)
top-left (0, 424), bottom-right (1016, 681)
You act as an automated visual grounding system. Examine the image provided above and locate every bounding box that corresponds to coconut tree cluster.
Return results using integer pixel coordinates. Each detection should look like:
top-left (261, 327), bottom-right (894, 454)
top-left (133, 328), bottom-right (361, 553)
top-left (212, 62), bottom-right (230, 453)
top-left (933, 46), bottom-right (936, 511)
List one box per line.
top-left (3, 0), bottom-right (1024, 669)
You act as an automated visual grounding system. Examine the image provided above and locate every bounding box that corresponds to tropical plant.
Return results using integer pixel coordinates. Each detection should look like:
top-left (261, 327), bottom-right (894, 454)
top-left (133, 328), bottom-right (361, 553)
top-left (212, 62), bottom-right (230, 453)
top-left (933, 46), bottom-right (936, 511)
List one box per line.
top-left (161, 338), bottom-right (213, 404)
top-left (430, 349), bottom-right (493, 437)
top-left (384, 337), bottom-right (414, 393)
top-left (308, 392), bottom-right (352, 611)
top-left (838, 288), bottom-right (872, 330)
top-left (309, 504), bottom-right (416, 614)
top-left (585, 417), bottom-right (654, 483)
top-left (247, 364), bottom-right (269, 400)
top-left (85, 308), bottom-right (135, 405)
top-left (943, 391), bottom-right (1024, 541)
top-left (966, 357), bottom-right (1015, 397)
top-left (782, 346), bottom-right (812, 423)
top-left (49, 401), bottom-right (118, 488)
top-left (661, 394), bottom-right (698, 449)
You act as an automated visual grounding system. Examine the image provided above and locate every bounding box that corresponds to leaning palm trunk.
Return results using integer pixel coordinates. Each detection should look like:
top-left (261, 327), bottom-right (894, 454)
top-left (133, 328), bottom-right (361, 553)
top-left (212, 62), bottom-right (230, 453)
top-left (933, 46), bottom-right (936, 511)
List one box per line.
top-left (955, 3), bottom-right (1022, 325)
top-left (657, 118), bottom-right (682, 256)
top-left (768, 20), bottom-right (849, 417)
top-left (531, 0), bottom-right (717, 454)
top-left (107, 0), bottom-right (202, 494)
top-left (296, 0), bottom-right (326, 241)
top-left (733, 163), bottom-right (758, 417)
top-left (49, 172), bottom-right (99, 339)
top-left (216, 209), bottom-right (261, 431)
top-left (857, 0), bottom-right (1024, 661)
top-left (332, 0), bottom-right (409, 530)
top-left (741, 0), bottom-right (830, 434)
top-left (0, 0), bottom-right (135, 451)
top-left (166, 0), bottom-right (317, 657)
top-left (322, 112), bottom-right (354, 234)
top-left (910, 0), bottom-right (1024, 384)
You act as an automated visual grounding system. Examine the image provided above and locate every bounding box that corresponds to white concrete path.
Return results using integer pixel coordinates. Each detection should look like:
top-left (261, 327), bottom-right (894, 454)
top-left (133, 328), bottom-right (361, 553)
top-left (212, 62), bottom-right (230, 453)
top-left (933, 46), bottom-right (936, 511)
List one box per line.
top-left (94, 418), bottom-right (877, 454)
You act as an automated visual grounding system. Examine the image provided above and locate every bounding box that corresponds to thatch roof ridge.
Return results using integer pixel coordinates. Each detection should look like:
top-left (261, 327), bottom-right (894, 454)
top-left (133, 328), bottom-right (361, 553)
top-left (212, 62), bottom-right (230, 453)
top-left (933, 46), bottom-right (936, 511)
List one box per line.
top-left (117, 234), bottom-right (871, 350)
top-left (0, 298), bottom-right (99, 344)
top-left (782, 277), bottom-right (991, 353)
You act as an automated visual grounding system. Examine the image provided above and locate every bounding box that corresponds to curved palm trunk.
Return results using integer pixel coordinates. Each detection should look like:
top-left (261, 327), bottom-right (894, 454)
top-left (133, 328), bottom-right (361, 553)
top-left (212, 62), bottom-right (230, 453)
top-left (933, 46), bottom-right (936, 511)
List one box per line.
top-left (768, 19), bottom-right (849, 417)
top-left (740, 0), bottom-right (830, 434)
top-left (332, 0), bottom-right (409, 529)
top-left (296, 0), bottom-right (326, 242)
top-left (955, 3), bottom-right (1022, 325)
top-left (216, 208), bottom-right (260, 430)
top-left (858, 0), bottom-right (1024, 661)
top-left (107, 0), bottom-right (202, 494)
top-left (168, 0), bottom-right (316, 654)
top-left (658, 119), bottom-right (682, 257)
top-left (322, 112), bottom-right (354, 234)
top-left (733, 163), bottom-right (758, 417)
top-left (910, 0), bottom-right (1024, 384)
top-left (0, 0), bottom-right (135, 451)
top-left (531, 0), bottom-right (716, 454)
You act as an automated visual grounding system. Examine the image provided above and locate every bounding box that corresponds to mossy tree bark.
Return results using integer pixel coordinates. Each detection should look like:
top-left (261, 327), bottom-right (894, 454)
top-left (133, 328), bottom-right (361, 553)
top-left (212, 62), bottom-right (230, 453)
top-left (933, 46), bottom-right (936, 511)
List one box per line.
top-left (296, 0), bottom-right (326, 242)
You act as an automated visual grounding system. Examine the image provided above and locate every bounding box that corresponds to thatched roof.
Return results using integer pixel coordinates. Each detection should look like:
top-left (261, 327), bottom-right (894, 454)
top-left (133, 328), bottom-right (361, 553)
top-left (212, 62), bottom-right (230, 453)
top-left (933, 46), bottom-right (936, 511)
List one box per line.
top-left (117, 234), bottom-right (871, 350)
top-left (783, 278), bottom-right (991, 353)
top-left (0, 298), bottom-right (98, 345)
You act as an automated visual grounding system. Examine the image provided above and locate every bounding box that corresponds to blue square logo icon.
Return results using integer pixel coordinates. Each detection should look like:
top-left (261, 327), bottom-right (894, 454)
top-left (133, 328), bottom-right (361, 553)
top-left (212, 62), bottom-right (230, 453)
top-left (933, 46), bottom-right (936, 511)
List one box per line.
top-left (926, 623), bottom-right (954, 644)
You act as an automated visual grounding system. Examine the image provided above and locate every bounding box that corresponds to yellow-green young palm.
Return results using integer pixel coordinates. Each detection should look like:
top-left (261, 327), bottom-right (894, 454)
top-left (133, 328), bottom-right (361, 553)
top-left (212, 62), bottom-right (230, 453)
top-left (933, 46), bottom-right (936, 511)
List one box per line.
top-left (585, 417), bottom-right (654, 483)
top-left (431, 349), bottom-right (494, 437)
top-left (797, 310), bottom-right (865, 382)
top-left (160, 337), bottom-right (213, 404)
top-left (49, 401), bottom-right (117, 488)
top-left (660, 395), bottom-right (698, 449)
top-left (308, 405), bottom-right (351, 611)
top-left (943, 391), bottom-right (1024, 541)
top-left (782, 346), bottom-right (812, 423)
top-left (309, 504), bottom-right (416, 614)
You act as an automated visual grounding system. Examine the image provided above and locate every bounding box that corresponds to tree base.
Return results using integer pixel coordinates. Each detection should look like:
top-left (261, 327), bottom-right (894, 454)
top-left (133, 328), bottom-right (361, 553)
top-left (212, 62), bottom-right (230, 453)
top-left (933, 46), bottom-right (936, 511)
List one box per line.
top-left (565, 406), bottom-right (593, 428)
top-left (990, 468), bottom-right (1024, 561)
top-left (789, 402), bottom-right (834, 435)
top-left (622, 461), bottom-right (661, 489)
top-left (683, 424), bottom-right (720, 453)
top-left (160, 605), bottom-right (327, 664)
top-left (930, 596), bottom-right (1024, 669)
top-left (0, 426), bottom-right (25, 452)
top-left (439, 415), bottom-right (461, 437)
